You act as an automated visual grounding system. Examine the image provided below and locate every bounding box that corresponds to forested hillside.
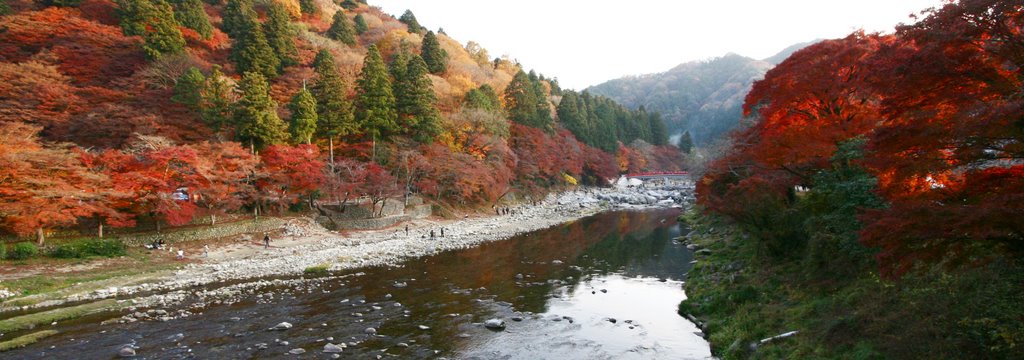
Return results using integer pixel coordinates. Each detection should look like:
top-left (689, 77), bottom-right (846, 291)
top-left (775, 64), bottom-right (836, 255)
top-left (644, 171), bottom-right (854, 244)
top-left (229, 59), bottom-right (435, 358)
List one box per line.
top-left (684, 1), bottom-right (1024, 357)
top-left (0, 0), bottom-right (681, 243)
top-left (588, 42), bottom-right (814, 146)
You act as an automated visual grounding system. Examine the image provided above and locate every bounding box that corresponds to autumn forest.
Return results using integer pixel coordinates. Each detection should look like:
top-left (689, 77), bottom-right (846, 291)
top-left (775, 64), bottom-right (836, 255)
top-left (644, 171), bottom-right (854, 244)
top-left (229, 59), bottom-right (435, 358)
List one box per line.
top-left (0, 0), bottom-right (680, 244)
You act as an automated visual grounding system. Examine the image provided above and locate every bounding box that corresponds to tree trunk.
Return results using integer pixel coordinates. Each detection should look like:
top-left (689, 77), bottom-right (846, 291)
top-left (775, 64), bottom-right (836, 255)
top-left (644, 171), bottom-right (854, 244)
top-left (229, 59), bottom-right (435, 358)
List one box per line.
top-left (98, 222), bottom-right (104, 238)
top-left (329, 138), bottom-right (335, 166)
top-left (211, 214), bottom-right (217, 226)
top-left (36, 227), bottom-right (45, 246)
top-left (156, 220), bottom-right (162, 233)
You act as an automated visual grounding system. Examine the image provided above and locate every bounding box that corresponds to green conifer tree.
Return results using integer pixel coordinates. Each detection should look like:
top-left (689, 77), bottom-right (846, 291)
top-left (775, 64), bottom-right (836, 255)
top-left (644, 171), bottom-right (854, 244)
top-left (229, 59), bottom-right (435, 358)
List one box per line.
top-left (142, 0), bottom-right (187, 59)
top-left (353, 14), bottom-right (368, 35)
top-left (0, 0), bottom-right (9, 15)
top-left (220, 0), bottom-right (256, 39)
top-left (504, 70), bottom-right (552, 131)
top-left (311, 50), bottom-right (357, 160)
top-left (298, 0), bottom-right (318, 16)
top-left (339, 0), bottom-right (358, 10)
top-left (326, 10), bottom-right (356, 46)
top-left (171, 0), bottom-right (213, 39)
top-left (398, 9), bottom-right (423, 34)
top-left (115, 0), bottom-right (150, 36)
top-left (231, 15), bottom-right (280, 78)
top-left (648, 111), bottom-right (669, 145)
top-left (234, 71), bottom-right (287, 151)
top-left (389, 49), bottom-right (410, 88)
top-left (264, 1), bottom-right (299, 68)
top-left (396, 55), bottom-right (441, 143)
top-left (172, 67), bottom-right (206, 110)
top-left (557, 91), bottom-right (587, 142)
top-left (201, 66), bottom-right (235, 134)
top-left (288, 88), bottom-right (318, 144)
top-left (678, 131), bottom-right (694, 154)
top-left (420, 31), bottom-right (447, 74)
top-left (355, 45), bottom-right (397, 143)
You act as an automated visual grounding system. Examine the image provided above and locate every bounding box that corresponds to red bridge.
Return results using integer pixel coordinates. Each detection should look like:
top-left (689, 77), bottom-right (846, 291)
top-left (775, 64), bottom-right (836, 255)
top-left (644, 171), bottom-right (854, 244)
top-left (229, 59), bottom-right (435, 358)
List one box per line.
top-left (625, 171), bottom-right (690, 179)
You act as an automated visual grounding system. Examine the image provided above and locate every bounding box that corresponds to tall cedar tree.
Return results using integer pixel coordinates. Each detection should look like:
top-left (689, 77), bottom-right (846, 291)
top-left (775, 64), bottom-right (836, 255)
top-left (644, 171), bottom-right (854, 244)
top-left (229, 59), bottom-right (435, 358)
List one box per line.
top-left (116, 0), bottom-right (187, 59)
top-left (355, 45), bottom-right (397, 142)
top-left (220, 0), bottom-right (255, 39)
top-left (504, 70), bottom-right (552, 131)
top-left (557, 91), bottom-right (585, 138)
top-left (353, 14), bottom-right (368, 34)
top-left (396, 55), bottom-right (442, 143)
top-left (234, 72), bottom-right (287, 150)
top-left (678, 131), bottom-right (694, 154)
top-left (230, 10), bottom-right (280, 79)
top-left (298, 0), bottom-right (318, 17)
top-left (389, 48), bottom-right (410, 85)
top-left (398, 10), bottom-right (423, 34)
top-left (311, 50), bottom-right (357, 159)
top-left (172, 67), bottom-right (206, 110)
top-left (0, 0), bottom-right (9, 15)
top-left (171, 0), bottom-right (213, 39)
top-left (288, 88), bottom-right (318, 144)
top-left (201, 66), bottom-right (235, 134)
top-left (647, 111), bottom-right (668, 145)
top-left (326, 11), bottom-right (356, 46)
top-left (420, 31), bottom-right (447, 74)
top-left (264, 2), bottom-right (299, 67)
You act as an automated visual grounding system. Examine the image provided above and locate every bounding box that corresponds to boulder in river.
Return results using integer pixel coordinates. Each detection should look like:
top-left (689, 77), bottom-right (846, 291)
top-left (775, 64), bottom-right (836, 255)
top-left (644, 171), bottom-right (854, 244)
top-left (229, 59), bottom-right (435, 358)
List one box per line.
top-left (289, 348), bottom-right (306, 355)
top-left (271, 322), bottom-right (293, 330)
top-left (483, 318), bottom-right (506, 330)
top-left (323, 343), bottom-right (344, 353)
top-left (364, 327), bottom-right (377, 335)
top-left (118, 346), bottom-right (136, 357)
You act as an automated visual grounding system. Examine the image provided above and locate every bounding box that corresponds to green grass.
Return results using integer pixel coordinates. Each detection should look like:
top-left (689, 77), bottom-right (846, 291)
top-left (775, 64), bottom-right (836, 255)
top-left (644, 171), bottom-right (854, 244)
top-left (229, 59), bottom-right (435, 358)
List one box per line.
top-left (0, 330), bottom-right (59, 352)
top-left (303, 263), bottom-right (330, 276)
top-left (0, 299), bottom-right (121, 333)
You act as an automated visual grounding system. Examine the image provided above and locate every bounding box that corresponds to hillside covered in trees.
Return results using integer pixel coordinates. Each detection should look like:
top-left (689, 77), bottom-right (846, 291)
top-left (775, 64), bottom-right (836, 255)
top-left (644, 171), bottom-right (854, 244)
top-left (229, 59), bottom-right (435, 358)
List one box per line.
top-left (588, 42), bottom-right (814, 146)
top-left (0, 0), bottom-right (682, 243)
top-left (684, 1), bottom-right (1024, 357)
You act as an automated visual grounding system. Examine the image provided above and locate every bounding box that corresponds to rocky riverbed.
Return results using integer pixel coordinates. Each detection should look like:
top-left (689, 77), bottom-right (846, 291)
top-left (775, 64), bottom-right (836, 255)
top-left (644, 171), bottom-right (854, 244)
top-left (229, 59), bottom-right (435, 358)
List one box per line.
top-left (9, 180), bottom-right (695, 318)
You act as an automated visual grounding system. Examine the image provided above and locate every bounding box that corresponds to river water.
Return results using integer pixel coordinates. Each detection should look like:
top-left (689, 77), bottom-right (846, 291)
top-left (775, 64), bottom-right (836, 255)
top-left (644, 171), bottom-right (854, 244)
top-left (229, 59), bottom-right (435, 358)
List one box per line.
top-left (9, 209), bottom-right (711, 359)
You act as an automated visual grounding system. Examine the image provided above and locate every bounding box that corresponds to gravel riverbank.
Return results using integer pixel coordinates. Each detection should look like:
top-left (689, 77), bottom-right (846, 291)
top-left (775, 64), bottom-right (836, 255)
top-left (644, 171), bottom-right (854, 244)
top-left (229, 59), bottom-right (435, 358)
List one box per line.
top-left (20, 181), bottom-right (695, 313)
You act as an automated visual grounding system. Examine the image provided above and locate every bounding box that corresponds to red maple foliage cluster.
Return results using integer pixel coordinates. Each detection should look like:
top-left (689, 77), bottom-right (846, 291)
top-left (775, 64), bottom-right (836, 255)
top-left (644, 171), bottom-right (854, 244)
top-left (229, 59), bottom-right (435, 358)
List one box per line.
top-left (698, 0), bottom-right (1024, 277)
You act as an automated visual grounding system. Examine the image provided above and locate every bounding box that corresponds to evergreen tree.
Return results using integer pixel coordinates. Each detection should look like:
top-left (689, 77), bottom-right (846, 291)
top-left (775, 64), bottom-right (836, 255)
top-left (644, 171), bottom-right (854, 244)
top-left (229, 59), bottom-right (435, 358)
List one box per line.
top-left (353, 14), bottom-right (368, 35)
top-left (398, 9), bottom-right (423, 34)
top-left (339, 0), bottom-right (358, 10)
top-left (298, 0), bottom-right (318, 17)
top-left (234, 71), bottom-right (287, 150)
top-left (326, 10), bottom-right (355, 46)
top-left (678, 131), bottom-right (694, 154)
top-left (648, 111), bottom-right (669, 145)
top-left (142, 0), bottom-right (187, 59)
top-left (0, 0), bottom-right (9, 15)
top-left (355, 45), bottom-right (397, 142)
top-left (396, 55), bottom-right (441, 143)
top-left (504, 70), bottom-right (552, 131)
top-left (311, 50), bottom-right (357, 157)
top-left (557, 91), bottom-right (586, 141)
top-left (201, 66), bottom-right (235, 134)
top-left (388, 48), bottom-right (410, 87)
top-left (116, 0), bottom-right (186, 59)
top-left (171, 0), bottom-right (213, 39)
top-left (464, 84), bottom-right (500, 112)
top-left (220, 0), bottom-right (256, 39)
top-left (264, 1), bottom-right (299, 68)
top-left (172, 67), bottom-right (206, 110)
top-left (231, 14), bottom-right (279, 79)
top-left (41, 0), bottom-right (81, 7)
top-left (288, 88), bottom-right (318, 144)
top-left (420, 31), bottom-right (447, 74)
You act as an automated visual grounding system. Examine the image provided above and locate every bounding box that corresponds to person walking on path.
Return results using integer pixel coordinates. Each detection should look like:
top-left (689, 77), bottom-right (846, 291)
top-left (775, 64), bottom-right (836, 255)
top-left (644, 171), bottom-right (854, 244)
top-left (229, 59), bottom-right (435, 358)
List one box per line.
top-left (176, 249), bottom-right (185, 260)
top-left (430, 230), bottom-right (435, 239)
top-left (440, 227), bottom-right (445, 237)
top-left (203, 245), bottom-right (209, 257)
top-left (263, 233), bottom-right (270, 249)
top-left (405, 225), bottom-right (409, 236)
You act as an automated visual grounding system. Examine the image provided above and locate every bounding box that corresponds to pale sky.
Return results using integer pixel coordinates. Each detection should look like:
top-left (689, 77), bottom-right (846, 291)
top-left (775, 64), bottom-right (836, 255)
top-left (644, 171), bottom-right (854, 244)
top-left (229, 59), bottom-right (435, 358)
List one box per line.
top-left (372, 0), bottom-right (947, 90)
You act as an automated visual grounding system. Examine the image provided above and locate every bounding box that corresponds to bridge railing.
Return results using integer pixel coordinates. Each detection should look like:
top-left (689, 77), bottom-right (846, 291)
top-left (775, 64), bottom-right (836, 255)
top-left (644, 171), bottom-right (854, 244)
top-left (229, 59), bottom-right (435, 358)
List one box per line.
top-left (625, 171), bottom-right (690, 178)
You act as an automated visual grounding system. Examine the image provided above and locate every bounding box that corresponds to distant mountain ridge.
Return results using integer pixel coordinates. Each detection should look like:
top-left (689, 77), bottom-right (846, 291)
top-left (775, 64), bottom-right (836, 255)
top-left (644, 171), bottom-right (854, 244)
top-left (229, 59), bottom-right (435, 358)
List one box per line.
top-left (587, 41), bottom-right (818, 146)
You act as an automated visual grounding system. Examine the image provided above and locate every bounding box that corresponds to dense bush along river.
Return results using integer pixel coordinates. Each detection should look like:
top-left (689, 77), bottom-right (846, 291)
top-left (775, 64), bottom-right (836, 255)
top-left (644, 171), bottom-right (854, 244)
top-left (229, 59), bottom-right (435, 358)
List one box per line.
top-left (9, 209), bottom-right (711, 359)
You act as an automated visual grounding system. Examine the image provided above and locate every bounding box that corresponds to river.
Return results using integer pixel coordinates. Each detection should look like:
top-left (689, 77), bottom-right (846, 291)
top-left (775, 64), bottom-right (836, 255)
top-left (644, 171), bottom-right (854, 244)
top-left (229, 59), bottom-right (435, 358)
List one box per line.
top-left (8, 209), bottom-right (711, 359)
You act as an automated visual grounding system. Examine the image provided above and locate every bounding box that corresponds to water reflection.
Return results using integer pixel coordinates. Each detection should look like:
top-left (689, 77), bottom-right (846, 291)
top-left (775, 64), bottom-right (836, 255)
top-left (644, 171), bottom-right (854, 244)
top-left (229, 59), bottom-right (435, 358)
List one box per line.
top-left (10, 209), bottom-right (709, 359)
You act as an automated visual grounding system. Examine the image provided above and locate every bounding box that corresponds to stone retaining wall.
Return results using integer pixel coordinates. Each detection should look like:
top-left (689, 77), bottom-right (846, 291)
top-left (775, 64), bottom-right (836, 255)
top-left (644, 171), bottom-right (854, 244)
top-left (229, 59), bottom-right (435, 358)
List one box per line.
top-left (119, 218), bottom-right (287, 246)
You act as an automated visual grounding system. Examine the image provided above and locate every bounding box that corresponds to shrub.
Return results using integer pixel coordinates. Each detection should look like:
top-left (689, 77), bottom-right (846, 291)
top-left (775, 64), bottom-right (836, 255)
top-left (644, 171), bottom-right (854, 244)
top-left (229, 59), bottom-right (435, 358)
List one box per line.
top-left (48, 239), bottom-right (126, 259)
top-left (0, 244), bottom-right (5, 260)
top-left (8, 243), bottom-right (38, 260)
top-left (303, 264), bottom-right (329, 276)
